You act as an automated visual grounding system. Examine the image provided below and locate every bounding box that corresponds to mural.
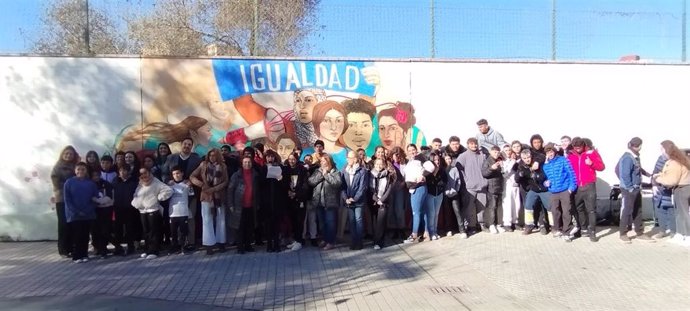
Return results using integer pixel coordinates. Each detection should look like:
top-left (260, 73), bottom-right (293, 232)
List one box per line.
top-left (118, 59), bottom-right (427, 168)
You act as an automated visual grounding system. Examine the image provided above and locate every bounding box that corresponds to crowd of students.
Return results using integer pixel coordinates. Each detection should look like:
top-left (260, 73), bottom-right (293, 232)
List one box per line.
top-left (51, 119), bottom-right (690, 263)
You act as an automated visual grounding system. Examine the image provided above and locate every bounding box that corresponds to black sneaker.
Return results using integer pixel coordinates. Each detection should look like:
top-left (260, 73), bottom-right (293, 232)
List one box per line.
top-left (217, 244), bottom-right (226, 253)
top-left (588, 233), bottom-right (598, 242)
top-left (206, 247), bottom-right (214, 256)
top-left (540, 227), bottom-right (548, 235)
top-left (522, 226), bottom-right (534, 235)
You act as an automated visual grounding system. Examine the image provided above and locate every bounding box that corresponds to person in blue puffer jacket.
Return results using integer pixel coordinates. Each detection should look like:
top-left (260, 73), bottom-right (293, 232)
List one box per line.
top-left (542, 143), bottom-right (577, 242)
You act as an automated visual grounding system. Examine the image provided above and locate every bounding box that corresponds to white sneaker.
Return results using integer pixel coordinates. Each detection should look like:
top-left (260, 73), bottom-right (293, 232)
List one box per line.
top-left (286, 242), bottom-right (296, 249)
top-left (489, 225), bottom-right (498, 234)
top-left (459, 233), bottom-right (468, 239)
top-left (431, 235), bottom-right (439, 241)
top-left (73, 259), bottom-right (82, 264)
top-left (145, 254), bottom-right (158, 260)
top-left (373, 245), bottom-right (381, 250)
top-left (81, 258), bottom-right (89, 263)
top-left (497, 226), bottom-right (506, 233)
top-left (403, 236), bottom-right (416, 244)
top-left (140, 253), bottom-right (148, 259)
top-left (446, 231), bottom-right (453, 237)
top-left (290, 242), bottom-right (302, 251)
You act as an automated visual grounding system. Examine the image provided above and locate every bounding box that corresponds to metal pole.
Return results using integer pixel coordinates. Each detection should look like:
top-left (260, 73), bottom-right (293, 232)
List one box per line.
top-left (683, 0), bottom-right (687, 62)
top-left (551, 0), bottom-right (556, 61)
top-left (84, 0), bottom-right (91, 54)
top-left (430, 0), bottom-right (436, 58)
top-left (250, 0), bottom-right (259, 56)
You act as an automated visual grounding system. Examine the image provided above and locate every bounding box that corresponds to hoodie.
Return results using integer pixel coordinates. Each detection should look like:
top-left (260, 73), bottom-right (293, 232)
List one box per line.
top-left (454, 149), bottom-right (488, 192)
top-left (476, 127), bottom-right (508, 152)
top-left (443, 144), bottom-right (467, 161)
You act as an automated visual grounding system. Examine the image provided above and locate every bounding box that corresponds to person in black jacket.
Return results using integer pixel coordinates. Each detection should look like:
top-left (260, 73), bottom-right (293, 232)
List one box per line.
top-left (481, 146), bottom-right (505, 234)
top-left (424, 151), bottom-right (447, 241)
top-left (370, 157), bottom-right (395, 249)
top-left (285, 152), bottom-right (309, 251)
top-left (261, 150), bottom-right (289, 252)
top-left (514, 149), bottom-right (551, 235)
top-left (90, 170), bottom-right (115, 258)
top-left (111, 164), bottom-right (140, 255)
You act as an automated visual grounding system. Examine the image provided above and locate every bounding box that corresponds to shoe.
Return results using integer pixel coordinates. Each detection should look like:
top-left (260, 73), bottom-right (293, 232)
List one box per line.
top-left (635, 234), bottom-right (656, 242)
top-left (431, 235), bottom-right (439, 241)
top-left (310, 239), bottom-right (319, 247)
top-left (620, 235), bottom-right (632, 244)
top-left (540, 227), bottom-right (548, 235)
top-left (81, 258), bottom-right (89, 263)
top-left (669, 233), bottom-right (685, 245)
top-left (73, 259), bottom-right (82, 264)
top-left (562, 235), bottom-right (572, 243)
top-left (140, 253), bottom-right (148, 259)
top-left (113, 247), bottom-right (124, 256)
top-left (489, 225), bottom-right (498, 234)
top-left (374, 244), bottom-right (381, 250)
top-left (522, 226), bottom-right (534, 236)
top-left (588, 233), bottom-right (598, 242)
top-left (291, 242), bottom-right (302, 251)
top-left (218, 244), bottom-right (226, 253)
top-left (446, 231), bottom-right (453, 237)
top-left (206, 248), bottom-right (214, 256)
top-left (458, 232), bottom-right (468, 239)
top-left (245, 246), bottom-right (255, 252)
top-left (403, 235), bottom-right (417, 244)
top-left (322, 243), bottom-right (334, 250)
top-left (497, 226), bottom-right (506, 233)
top-left (553, 231), bottom-right (563, 238)
top-left (653, 231), bottom-right (668, 240)
top-left (145, 254), bottom-right (158, 260)
top-left (286, 242), bottom-right (296, 249)
top-left (318, 241), bottom-right (327, 248)
top-left (571, 227), bottom-right (580, 238)
top-left (504, 226), bottom-right (514, 233)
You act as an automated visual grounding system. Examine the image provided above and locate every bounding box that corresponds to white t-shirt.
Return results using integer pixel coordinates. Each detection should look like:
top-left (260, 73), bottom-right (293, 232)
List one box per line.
top-left (169, 182), bottom-right (193, 217)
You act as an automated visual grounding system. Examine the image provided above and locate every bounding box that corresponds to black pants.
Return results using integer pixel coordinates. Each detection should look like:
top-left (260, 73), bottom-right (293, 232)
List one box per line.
top-left (550, 191), bottom-right (573, 233)
top-left (450, 196), bottom-right (467, 233)
top-left (55, 202), bottom-right (72, 256)
top-left (266, 209), bottom-right (280, 249)
top-left (238, 207), bottom-right (255, 250)
top-left (619, 188), bottom-right (643, 235)
top-left (140, 211), bottom-right (163, 255)
top-left (169, 216), bottom-right (189, 250)
top-left (484, 193), bottom-right (503, 227)
top-left (69, 220), bottom-right (91, 260)
top-left (290, 201), bottom-right (306, 244)
top-left (91, 207), bottom-right (113, 255)
top-left (161, 200), bottom-right (171, 244)
top-left (574, 183), bottom-right (597, 232)
top-left (372, 204), bottom-right (387, 247)
top-left (113, 208), bottom-right (138, 249)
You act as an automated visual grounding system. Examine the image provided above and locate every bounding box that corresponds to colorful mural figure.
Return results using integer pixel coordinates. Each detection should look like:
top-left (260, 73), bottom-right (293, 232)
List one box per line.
top-left (115, 59), bottom-right (425, 169)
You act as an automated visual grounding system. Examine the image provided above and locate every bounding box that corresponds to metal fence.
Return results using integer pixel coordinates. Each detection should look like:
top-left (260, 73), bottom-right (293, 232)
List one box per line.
top-left (0, 0), bottom-right (687, 62)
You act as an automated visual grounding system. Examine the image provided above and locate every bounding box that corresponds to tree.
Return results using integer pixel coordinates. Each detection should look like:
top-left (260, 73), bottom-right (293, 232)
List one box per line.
top-left (29, 0), bottom-right (320, 57)
top-left (32, 0), bottom-right (129, 55)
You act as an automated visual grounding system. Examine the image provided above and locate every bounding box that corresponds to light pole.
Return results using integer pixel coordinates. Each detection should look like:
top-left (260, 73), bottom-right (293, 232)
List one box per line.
top-left (430, 0), bottom-right (436, 58)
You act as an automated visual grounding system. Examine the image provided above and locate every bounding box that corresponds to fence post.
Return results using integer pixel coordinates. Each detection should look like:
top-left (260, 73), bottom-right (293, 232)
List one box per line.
top-left (551, 0), bottom-right (557, 61)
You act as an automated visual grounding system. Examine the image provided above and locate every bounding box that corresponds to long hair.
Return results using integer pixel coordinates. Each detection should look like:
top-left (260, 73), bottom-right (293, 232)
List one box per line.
top-left (320, 153), bottom-right (336, 170)
top-left (311, 101), bottom-right (348, 143)
top-left (56, 145), bottom-right (80, 165)
top-left (264, 149), bottom-right (281, 165)
top-left (390, 146), bottom-right (407, 165)
top-left (661, 140), bottom-right (690, 170)
top-left (429, 150), bottom-right (447, 172)
top-left (155, 142), bottom-right (171, 165)
top-left (205, 148), bottom-right (224, 164)
top-left (377, 102), bottom-right (416, 132)
top-left (118, 116), bottom-right (209, 151)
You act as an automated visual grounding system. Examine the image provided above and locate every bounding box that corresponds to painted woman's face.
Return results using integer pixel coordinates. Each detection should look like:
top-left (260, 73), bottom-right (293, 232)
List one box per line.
top-left (277, 138), bottom-right (296, 163)
top-left (294, 91), bottom-right (318, 124)
top-left (195, 123), bottom-right (212, 146)
top-left (378, 116), bottom-right (404, 150)
top-left (319, 109), bottom-right (345, 143)
top-left (342, 112), bottom-right (373, 151)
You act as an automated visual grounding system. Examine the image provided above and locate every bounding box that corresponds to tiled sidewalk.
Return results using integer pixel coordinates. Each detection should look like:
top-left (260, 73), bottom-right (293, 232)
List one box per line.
top-left (0, 226), bottom-right (688, 311)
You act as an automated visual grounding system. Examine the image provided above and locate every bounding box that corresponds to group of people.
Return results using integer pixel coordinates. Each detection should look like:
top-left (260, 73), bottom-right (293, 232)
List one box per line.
top-left (52, 118), bottom-right (690, 263)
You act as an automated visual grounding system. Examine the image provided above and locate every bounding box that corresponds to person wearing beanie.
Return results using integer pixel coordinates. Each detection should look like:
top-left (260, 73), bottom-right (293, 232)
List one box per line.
top-left (615, 137), bottom-right (654, 244)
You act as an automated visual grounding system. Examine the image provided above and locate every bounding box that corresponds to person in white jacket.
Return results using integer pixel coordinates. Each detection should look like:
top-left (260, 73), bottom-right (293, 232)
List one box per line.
top-left (131, 167), bottom-right (173, 259)
top-left (501, 141), bottom-right (522, 232)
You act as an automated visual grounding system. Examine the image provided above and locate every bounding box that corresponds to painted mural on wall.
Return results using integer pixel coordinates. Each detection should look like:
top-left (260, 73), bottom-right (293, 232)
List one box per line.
top-left (115, 59), bottom-right (426, 169)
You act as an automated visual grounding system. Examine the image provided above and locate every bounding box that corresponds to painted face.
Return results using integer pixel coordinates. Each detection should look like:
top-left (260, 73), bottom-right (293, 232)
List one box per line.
top-left (195, 123), bottom-right (212, 146)
top-left (346, 151), bottom-right (357, 167)
top-left (374, 159), bottom-right (384, 171)
top-left (277, 138), bottom-right (296, 163)
top-left (375, 147), bottom-right (385, 160)
top-left (158, 144), bottom-right (170, 157)
top-left (318, 109), bottom-right (345, 143)
top-left (172, 170), bottom-right (184, 182)
top-left (468, 141), bottom-right (478, 152)
top-left (143, 157), bottom-right (155, 169)
top-left (125, 153), bottom-right (135, 165)
top-left (139, 169), bottom-right (152, 184)
top-left (378, 116), bottom-right (404, 150)
top-left (75, 165), bottom-right (87, 178)
top-left (478, 124), bottom-right (489, 134)
top-left (182, 139), bottom-right (194, 154)
top-left (241, 158), bottom-right (252, 169)
top-left (62, 149), bottom-right (75, 162)
top-left (342, 112), bottom-right (373, 150)
top-left (294, 90), bottom-right (318, 124)
top-left (406, 145), bottom-right (417, 160)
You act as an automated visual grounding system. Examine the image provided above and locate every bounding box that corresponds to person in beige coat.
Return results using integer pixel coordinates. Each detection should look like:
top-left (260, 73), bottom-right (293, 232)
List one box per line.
top-left (653, 140), bottom-right (690, 245)
top-left (190, 148), bottom-right (229, 255)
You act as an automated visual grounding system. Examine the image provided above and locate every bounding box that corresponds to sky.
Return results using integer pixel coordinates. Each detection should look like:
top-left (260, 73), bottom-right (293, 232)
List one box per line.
top-left (0, 0), bottom-right (686, 62)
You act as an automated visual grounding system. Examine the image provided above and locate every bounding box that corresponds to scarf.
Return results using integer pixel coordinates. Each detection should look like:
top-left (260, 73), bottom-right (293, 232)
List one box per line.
top-left (294, 120), bottom-right (318, 148)
top-left (205, 162), bottom-right (222, 206)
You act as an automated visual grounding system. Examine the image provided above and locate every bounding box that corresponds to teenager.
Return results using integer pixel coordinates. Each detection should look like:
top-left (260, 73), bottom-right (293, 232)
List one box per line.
top-left (370, 157), bottom-right (395, 249)
top-left (90, 170), bottom-right (114, 258)
top-left (112, 164), bottom-right (139, 256)
top-left (131, 167), bottom-right (173, 259)
top-left (285, 152), bottom-right (309, 251)
top-left (63, 162), bottom-right (99, 263)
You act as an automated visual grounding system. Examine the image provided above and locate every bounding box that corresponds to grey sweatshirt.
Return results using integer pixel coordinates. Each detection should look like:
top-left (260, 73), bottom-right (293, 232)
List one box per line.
top-left (454, 150), bottom-right (488, 192)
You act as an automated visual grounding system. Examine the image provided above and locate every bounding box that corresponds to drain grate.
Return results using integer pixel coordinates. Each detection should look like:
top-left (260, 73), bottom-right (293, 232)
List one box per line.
top-left (429, 286), bottom-right (469, 294)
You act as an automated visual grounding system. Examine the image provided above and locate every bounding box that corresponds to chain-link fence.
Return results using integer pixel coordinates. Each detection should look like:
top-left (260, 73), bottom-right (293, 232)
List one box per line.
top-left (0, 0), bottom-right (687, 62)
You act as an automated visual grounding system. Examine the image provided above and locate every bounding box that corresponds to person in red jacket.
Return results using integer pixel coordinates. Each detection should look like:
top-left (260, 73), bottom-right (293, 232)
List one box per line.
top-left (567, 137), bottom-right (605, 242)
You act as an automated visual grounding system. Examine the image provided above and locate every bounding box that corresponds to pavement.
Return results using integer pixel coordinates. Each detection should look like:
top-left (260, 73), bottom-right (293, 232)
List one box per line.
top-left (0, 225), bottom-right (688, 311)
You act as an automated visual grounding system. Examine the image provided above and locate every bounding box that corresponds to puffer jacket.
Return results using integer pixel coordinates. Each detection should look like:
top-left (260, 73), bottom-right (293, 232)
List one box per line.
top-left (308, 168), bottom-right (343, 209)
top-left (543, 155), bottom-right (577, 193)
top-left (481, 157), bottom-right (504, 195)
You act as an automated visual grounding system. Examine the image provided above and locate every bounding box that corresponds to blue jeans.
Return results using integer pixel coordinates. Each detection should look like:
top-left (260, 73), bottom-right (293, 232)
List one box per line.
top-left (348, 205), bottom-right (364, 246)
top-left (410, 186), bottom-right (428, 236)
top-left (656, 206), bottom-right (676, 233)
top-left (319, 207), bottom-right (337, 244)
top-left (425, 193), bottom-right (443, 237)
top-left (525, 191), bottom-right (552, 211)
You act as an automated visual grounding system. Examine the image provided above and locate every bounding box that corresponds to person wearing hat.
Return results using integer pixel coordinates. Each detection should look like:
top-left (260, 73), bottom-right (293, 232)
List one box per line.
top-left (476, 119), bottom-right (507, 154)
top-left (616, 137), bottom-right (654, 243)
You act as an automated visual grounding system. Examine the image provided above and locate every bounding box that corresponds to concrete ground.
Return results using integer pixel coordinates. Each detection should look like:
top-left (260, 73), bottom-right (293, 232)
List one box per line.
top-left (0, 225), bottom-right (688, 311)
